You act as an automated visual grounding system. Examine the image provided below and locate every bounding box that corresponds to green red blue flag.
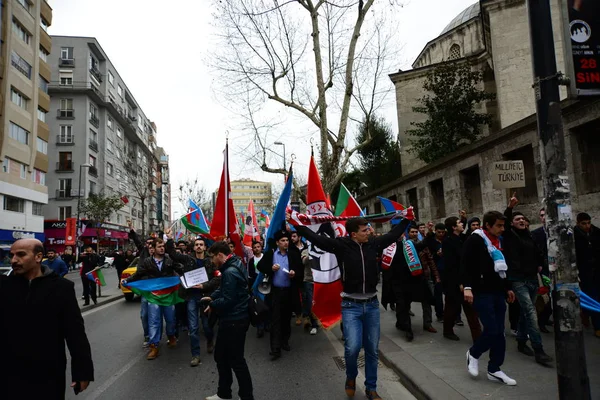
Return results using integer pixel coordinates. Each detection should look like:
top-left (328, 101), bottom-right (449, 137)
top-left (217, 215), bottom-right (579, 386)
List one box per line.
top-left (86, 268), bottom-right (106, 286)
top-left (124, 277), bottom-right (185, 306)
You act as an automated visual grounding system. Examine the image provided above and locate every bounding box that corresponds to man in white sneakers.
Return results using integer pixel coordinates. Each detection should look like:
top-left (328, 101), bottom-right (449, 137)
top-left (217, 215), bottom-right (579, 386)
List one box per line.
top-left (461, 211), bottom-right (517, 386)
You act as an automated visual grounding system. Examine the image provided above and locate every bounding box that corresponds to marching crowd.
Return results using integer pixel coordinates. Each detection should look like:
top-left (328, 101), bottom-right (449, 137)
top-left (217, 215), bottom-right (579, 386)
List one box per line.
top-left (1, 193), bottom-right (599, 400)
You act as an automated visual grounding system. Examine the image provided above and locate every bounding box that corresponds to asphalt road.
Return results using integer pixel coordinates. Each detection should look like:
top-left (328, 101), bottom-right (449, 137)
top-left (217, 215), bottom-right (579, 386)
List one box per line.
top-left (66, 296), bottom-right (416, 400)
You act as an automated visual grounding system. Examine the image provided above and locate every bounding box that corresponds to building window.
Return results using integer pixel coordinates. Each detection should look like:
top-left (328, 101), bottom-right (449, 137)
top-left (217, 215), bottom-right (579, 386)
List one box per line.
top-left (107, 162), bottom-right (113, 176)
top-left (40, 18), bottom-right (49, 32)
top-left (16, 0), bottom-right (31, 12)
top-left (9, 122), bottom-right (29, 144)
top-left (107, 139), bottom-right (114, 154)
top-left (503, 145), bottom-right (539, 204)
top-left (574, 121), bottom-right (600, 194)
top-left (39, 75), bottom-right (49, 93)
top-left (12, 19), bottom-right (31, 45)
top-left (59, 126), bottom-right (74, 143)
top-left (460, 166), bottom-right (483, 215)
top-left (3, 157), bottom-right (26, 179)
top-left (108, 71), bottom-right (114, 86)
top-left (89, 155), bottom-right (97, 168)
top-left (59, 206), bottom-right (72, 220)
top-left (59, 72), bottom-right (73, 86)
top-left (58, 152), bottom-right (73, 171)
top-left (107, 116), bottom-right (114, 130)
top-left (449, 44), bottom-right (461, 60)
top-left (37, 108), bottom-right (47, 122)
top-left (116, 126), bottom-right (123, 138)
top-left (58, 179), bottom-right (72, 197)
top-left (10, 88), bottom-right (28, 110)
top-left (11, 51), bottom-right (31, 79)
top-left (60, 47), bottom-right (74, 61)
top-left (89, 181), bottom-right (97, 195)
top-left (32, 202), bottom-right (43, 216)
top-left (39, 46), bottom-right (49, 62)
top-left (32, 169), bottom-right (45, 185)
top-left (36, 137), bottom-right (48, 154)
top-left (429, 179), bottom-right (446, 218)
top-left (4, 196), bottom-right (24, 213)
top-left (117, 84), bottom-right (123, 97)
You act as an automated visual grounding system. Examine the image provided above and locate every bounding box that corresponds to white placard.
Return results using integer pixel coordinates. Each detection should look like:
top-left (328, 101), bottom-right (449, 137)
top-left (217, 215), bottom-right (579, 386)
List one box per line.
top-left (180, 267), bottom-right (209, 289)
top-left (491, 160), bottom-right (526, 189)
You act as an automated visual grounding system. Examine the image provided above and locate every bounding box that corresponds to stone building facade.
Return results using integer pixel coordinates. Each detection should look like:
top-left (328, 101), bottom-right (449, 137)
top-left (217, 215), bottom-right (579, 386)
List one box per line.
top-left (359, 0), bottom-right (600, 229)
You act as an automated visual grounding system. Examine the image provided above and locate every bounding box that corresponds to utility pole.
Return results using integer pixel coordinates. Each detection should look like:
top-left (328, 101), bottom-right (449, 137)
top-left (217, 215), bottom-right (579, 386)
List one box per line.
top-left (526, 1), bottom-right (591, 398)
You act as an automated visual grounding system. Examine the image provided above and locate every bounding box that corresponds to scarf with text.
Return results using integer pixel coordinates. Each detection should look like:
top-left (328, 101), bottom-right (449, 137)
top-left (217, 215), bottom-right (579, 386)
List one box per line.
top-left (381, 238), bottom-right (423, 276)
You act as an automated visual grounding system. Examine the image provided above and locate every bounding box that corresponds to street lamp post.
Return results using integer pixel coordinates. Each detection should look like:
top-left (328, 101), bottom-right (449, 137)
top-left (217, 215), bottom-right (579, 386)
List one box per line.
top-left (274, 141), bottom-right (286, 177)
top-left (75, 163), bottom-right (92, 263)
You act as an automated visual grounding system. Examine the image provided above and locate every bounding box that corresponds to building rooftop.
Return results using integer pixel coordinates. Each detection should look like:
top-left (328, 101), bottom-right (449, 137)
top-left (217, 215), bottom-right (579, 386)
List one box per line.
top-left (440, 2), bottom-right (480, 36)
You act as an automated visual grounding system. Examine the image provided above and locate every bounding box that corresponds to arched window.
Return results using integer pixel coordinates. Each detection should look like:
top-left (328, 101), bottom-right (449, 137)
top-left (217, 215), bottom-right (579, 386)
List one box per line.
top-left (449, 44), bottom-right (461, 60)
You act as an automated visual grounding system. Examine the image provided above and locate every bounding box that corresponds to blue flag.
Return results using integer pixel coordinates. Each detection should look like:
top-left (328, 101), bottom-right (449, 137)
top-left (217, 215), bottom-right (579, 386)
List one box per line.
top-left (265, 166), bottom-right (293, 252)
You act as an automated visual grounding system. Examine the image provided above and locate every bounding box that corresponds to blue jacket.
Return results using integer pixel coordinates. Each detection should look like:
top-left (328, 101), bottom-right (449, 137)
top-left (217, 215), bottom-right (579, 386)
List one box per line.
top-left (210, 255), bottom-right (249, 322)
top-left (42, 257), bottom-right (68, 277)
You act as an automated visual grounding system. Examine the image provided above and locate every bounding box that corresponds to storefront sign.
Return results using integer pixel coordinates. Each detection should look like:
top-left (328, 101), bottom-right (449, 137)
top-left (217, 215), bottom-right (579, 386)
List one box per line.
top-left (565, 1), bottom-right (600, 96)
top-left (491, 161), bottom-right (526, 189)
top-left (0, 229), bottom-right (45, 242)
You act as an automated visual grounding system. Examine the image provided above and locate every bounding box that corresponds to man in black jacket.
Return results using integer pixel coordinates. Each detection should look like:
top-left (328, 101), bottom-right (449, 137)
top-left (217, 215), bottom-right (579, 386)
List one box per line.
top-left (122, 239), bottom-right (183, 360)
top-left (79, 246), bottom-right (103, 305)
top-left (462, 211), bottom-right (517, 386)
top-left (296, 215), bottom-right (412, 400)
top-left (257, 230), bottom-right (304, 360)
top-left (0, 239), bottom-right (94, 399)
top-left (165, 231), bottom-right (221, 367)
top-left (503, 196), bottom-right (553, 365)
top-left (202, 241), bottom-right (254, 400)
top-left (575, 212), bottom-right (600, 337)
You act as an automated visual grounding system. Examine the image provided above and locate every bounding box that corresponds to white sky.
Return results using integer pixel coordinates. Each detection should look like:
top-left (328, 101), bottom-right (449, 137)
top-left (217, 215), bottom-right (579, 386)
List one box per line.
top-left (48, 0), bottom-right (477, 214)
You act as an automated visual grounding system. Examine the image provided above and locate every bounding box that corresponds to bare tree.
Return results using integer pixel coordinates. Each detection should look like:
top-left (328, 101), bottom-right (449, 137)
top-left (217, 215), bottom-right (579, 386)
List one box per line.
top-left (210, 0), bottom-right (401, 193)
top-left (177, 177), bottom-right (211, 215)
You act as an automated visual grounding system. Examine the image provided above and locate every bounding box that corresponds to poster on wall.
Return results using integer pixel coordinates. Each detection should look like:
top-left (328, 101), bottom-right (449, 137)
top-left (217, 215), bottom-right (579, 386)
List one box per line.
top-left (565, 0), bottom-right (600, 96)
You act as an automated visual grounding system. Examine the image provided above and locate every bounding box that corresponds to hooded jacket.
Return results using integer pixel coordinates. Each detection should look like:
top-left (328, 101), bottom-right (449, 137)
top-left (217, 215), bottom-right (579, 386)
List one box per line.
top-left (210, 255), bottom-right (250, 322)
top-left (296, 218), bottom-right (410, 295)
top-left (0, 266), bottom-right (94, 399)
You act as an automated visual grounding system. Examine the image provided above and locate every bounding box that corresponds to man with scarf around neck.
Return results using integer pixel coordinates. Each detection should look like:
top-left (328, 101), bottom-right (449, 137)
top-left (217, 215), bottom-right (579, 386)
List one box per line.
top-left (503, 194), bottom-right (553, 366)
top-left (442, 217), bottom-right (481, 342)
top-left (462, 211), bottom-right (517, 386)
top-left (385, 224), bottom-right (433, 341)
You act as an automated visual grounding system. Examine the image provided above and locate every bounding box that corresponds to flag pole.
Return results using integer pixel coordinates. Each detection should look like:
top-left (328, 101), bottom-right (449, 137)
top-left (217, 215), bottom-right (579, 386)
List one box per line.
top-left (225, 137), bottom-right (229, 240)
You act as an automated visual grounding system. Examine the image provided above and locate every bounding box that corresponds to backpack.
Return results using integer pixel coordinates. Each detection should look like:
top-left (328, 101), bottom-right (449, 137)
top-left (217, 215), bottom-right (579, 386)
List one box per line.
top-left (248, 294), bottom-right (269, 327)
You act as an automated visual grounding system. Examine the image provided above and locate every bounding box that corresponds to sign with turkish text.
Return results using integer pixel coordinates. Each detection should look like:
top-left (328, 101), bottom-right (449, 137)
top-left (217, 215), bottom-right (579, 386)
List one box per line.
top-left (566, 0), bottom-right (600, 96)
top-left (491, 161), bottom-right (526, 189)
top-left (65, 218), bottom-right (77, 246)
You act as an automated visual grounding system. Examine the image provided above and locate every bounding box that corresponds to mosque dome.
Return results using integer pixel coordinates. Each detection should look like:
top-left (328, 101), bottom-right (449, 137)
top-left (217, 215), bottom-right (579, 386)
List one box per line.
top-left (440, 2), bottom-right (481, 36)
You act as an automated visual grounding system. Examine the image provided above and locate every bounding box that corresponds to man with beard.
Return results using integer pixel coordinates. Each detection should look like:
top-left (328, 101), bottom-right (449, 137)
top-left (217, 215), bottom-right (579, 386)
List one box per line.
top-left (575, 212), bottom-right (600, 337)
top-left (42, 248), bottom-right (68, 278)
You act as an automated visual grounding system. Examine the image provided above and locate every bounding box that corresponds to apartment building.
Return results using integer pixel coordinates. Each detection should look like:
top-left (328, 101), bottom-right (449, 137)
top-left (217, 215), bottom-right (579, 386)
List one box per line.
top-left (230, 179), bottom-right (272, 214)
top-left (0, 0), bottom-right (53, 251)
top-left (44, 36), bottom-right (170, 250)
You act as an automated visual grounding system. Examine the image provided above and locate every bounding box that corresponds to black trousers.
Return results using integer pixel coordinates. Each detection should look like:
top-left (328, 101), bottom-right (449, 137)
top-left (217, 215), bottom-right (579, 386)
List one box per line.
top-left (81, 276), bottom-right (96, 302)
top-left (270, 286), bottom-right (292, 353)
top-left (508, 298), bottom-right (521, 331)
top-left (215, 318), bottom-right (254, 400)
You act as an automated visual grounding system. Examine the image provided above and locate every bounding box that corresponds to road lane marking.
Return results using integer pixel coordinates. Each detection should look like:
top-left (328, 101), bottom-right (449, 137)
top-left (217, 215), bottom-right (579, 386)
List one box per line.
top-left (82, 298), bottom-right (122, 317)
top-left (84, 352), bottom-right (146, 400)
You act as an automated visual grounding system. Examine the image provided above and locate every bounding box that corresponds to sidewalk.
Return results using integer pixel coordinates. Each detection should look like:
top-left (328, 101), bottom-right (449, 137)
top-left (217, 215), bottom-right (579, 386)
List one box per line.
top-left (377, 299), bottom-right (600, 400)
top-left (64, 267), bottom-right (123, 311)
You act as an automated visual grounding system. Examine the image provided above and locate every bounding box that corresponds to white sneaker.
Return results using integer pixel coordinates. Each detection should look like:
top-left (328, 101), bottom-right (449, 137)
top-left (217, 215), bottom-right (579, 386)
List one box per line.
top-left (310, 328), bottom-right (317, 335)
top-left (487, 370), bottom-right (517, 386)
top-left (205, 395), bottom-right (237, 400)
top-left (466, 350), bottom-right (479, 377)
top-left (510, 329), bottom-right (518, 337)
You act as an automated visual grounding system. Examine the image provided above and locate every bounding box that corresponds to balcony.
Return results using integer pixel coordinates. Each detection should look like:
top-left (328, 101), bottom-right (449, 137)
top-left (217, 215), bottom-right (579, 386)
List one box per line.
top-left (56, 189), bottom-right (74, 200)
top-left (89, 67), bottom-right (102, 82)
top-left (89, 115), bottom-right (99, 128)
top-left (59, 58), bottom-right (75, 67)
top-left (56, 161), bottom-right (74, 172)
top-left (56, 135), bottom-right (75, 146)
top-left (89, 139), bottom-right (98, 152)
top-left (57, 109), bottom-right (74, 119)
top-left (88, 166), bottom-right (98, 177)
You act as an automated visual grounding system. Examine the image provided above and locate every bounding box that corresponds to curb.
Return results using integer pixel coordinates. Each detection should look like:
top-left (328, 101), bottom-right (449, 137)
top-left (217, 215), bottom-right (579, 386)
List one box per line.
top-left (378, 334), bottom-right (467, 400)
top-left (80, 293), bottom-right (123, 312)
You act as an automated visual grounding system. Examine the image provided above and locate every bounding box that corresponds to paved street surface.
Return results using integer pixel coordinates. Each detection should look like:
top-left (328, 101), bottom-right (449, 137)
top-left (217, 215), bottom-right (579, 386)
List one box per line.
top-left (66, 295), bottom-right (415, 400)
top-left (378, 297), bottom-right (600, 400)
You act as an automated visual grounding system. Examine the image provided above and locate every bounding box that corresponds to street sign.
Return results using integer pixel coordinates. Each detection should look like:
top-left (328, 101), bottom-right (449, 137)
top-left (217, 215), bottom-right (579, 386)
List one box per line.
top-left (491, 160), bottom-right (526, 189)
top-left (563, 0), bottom-right (600, 97)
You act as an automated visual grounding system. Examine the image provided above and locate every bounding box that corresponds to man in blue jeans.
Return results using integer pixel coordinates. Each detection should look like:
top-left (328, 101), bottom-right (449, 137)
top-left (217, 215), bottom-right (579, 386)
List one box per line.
top-left (165, 232), bottom-right (221, 367)
top-left (297, 214), bottom-right (413, 400)
top-left (123, 239), bottom-right (182, 360)
top-left (503, 194), bottom-right (553, 365)
top-left (462, 211), bottom-right (517, 385)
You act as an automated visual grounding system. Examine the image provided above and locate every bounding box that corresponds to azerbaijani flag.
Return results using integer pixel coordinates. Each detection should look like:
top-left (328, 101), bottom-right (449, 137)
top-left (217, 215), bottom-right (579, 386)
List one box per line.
top-left (124, 277), bottom-right (185, 306)
top-left (86, 267), bottom-right (106, 286)
top-left (378, 196), bottom-right (405, 225)
top-left (259, 210), bottom-right (270, 228)
top-left (182, 199), bottom-right (211, 235)
top-left (333, 183), bottom-right (365, 236)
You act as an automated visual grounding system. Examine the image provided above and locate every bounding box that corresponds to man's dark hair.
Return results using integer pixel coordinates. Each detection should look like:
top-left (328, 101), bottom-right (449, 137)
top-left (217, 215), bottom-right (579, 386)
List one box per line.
top-left (252, 240), bottom-right (262, 247)
top-left (152, 238), bottom-right (164, 248)
top-left (407, 224), bottom-right (419, 233)
top-left (434, 222), bottom-right (446, 231)
top-left (46, 248), bottom-right (56, 253)
top-left (193, 238), bottom-right (205, 246)
top-left (33, 243), bottom-right (45, 256)
top-left (417, 222), bottom-right (426, 228)
top-left (482, 211), bottom-right (506, 230)
top-left (346, 217), bottom-right (368, 234)
top-left (444, 217), bottom-right (459, 233)
top-left (577, 212), bottom-right (592, 223)
top-left (85, 246), bottom-right (93, 251)
top-left (177, 240), bottom-right (188, 246)
top-left (210, 241), bottom-right (232, 256)
top-left (228, 240), bottom-right (236, 249)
